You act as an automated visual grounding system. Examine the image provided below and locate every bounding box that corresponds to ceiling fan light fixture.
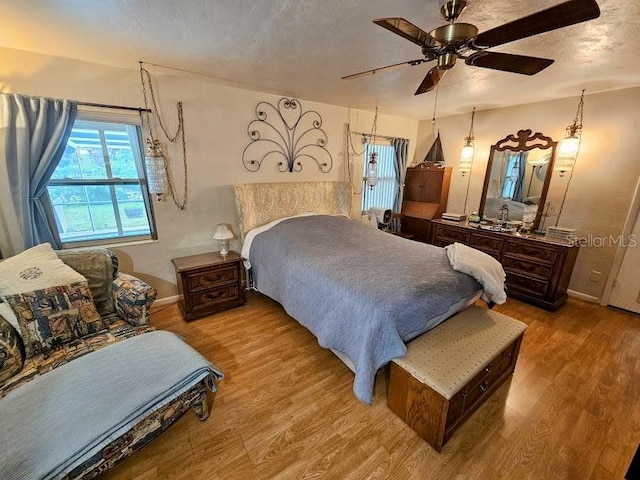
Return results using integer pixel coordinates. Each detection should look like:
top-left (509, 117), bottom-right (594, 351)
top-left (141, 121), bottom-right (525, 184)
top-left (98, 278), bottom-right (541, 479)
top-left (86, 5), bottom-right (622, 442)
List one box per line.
top-left (438, 52), bottom-right (457, 69)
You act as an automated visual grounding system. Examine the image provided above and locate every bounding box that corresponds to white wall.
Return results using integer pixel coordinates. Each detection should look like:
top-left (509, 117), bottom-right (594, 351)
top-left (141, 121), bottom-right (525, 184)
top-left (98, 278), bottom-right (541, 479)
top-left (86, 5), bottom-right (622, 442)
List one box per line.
top-left (0, 47), bottom-right (419, 298)
top-left (415, 87), bottom-right (640, 300)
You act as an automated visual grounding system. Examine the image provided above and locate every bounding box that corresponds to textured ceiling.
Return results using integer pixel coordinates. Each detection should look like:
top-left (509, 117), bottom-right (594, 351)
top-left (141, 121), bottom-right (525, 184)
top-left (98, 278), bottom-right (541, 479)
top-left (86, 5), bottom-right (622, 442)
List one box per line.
top-left (1, 0), bottom-right (638, 118)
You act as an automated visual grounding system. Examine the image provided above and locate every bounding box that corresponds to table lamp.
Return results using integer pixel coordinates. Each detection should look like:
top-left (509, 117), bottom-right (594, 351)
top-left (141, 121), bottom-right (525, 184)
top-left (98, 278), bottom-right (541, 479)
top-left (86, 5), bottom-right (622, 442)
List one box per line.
top-left (213, 223), bottom-right (234, 256)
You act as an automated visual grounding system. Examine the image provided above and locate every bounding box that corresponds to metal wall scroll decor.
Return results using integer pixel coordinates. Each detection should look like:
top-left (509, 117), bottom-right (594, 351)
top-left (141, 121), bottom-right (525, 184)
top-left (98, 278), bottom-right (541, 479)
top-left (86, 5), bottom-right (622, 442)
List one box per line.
top-left (242, 97), bottom-right (333, 173)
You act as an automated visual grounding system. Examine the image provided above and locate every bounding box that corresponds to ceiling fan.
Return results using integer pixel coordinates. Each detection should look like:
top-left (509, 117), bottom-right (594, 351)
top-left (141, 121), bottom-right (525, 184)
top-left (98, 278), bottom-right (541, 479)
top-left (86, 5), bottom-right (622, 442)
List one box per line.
top-left (342, 0), bottom-right (601, 95)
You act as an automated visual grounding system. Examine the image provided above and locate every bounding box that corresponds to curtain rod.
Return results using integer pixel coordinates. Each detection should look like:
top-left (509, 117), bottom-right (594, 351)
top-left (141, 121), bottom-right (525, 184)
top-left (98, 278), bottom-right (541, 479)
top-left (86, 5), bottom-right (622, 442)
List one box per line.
top-left (351, 131), bottom-right (395, 141)
top-left (77, 101), bottom-right (151, 113)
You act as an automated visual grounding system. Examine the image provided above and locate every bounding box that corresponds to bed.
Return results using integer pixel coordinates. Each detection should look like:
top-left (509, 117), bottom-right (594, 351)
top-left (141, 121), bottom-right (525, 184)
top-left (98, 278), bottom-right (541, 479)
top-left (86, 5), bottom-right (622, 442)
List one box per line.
top-left (234, 181), bottom-right (487, 404)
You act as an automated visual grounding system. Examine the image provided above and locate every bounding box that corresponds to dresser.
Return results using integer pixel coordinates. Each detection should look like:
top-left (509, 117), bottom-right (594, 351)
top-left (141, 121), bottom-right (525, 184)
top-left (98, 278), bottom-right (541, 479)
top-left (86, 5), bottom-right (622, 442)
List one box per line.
top-left (400, 164), bottom-right (451, 242)
top-left (430, 219), bottom-right (579, 310)
top-left (172, 251), bottom-right (246, 320)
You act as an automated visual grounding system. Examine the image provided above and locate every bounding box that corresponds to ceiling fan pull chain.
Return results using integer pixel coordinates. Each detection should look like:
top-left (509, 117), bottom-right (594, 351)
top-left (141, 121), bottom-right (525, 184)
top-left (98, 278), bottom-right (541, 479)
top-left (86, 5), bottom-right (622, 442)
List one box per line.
top-left (431, 83), bottom-right (440, 125)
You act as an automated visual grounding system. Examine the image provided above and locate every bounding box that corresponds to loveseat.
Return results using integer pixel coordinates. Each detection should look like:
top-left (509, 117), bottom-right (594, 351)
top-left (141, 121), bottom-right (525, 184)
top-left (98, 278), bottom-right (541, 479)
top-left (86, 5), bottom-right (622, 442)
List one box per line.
top-left (0, 244), bottom-right (223, 479)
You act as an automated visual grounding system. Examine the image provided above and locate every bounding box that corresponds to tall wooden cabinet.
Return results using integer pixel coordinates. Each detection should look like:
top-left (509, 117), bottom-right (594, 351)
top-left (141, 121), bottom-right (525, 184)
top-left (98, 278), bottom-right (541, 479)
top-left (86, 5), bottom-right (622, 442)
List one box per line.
top-left (400, 164), bottom-right (451, 242)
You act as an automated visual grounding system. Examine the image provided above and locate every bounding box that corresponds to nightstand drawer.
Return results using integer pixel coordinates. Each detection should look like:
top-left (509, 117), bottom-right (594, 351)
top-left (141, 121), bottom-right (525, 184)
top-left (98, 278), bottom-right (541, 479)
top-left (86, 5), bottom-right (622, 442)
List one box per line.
top-left (190, 285), bottom-right (241, 310)
top-left (187, 265), bottom-right (238, 292)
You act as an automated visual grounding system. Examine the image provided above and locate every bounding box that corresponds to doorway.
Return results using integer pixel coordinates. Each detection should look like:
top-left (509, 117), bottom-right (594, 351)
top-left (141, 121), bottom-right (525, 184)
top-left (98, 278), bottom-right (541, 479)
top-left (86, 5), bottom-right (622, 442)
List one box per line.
top-left (604, 176), bottom-right (640, 314)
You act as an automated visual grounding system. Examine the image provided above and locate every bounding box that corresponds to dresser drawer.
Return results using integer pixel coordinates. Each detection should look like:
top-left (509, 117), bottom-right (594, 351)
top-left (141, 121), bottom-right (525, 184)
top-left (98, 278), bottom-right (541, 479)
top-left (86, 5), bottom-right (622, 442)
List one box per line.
top-left (190, 284), bottom-right (241, 310)
top-left (502, 255), bottom-right (553, 280)
top-left (503, 240), bottom-right (558, 265)
top-left (470, 233), bottom-right (503, 258)
top-left (505, 271), bottom-right (549, 298)
top-left (435, 225), bottom-right (470, 245)
top-left (186, 265), bottom-right (238, 292)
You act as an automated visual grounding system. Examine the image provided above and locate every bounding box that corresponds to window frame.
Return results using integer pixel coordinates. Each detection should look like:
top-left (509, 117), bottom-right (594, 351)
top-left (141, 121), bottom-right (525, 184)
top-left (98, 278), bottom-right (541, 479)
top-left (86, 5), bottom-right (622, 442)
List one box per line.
top-left (361, 141), bottom-right (399, 213)
top-left (46, 108), bottom-right (158, 248)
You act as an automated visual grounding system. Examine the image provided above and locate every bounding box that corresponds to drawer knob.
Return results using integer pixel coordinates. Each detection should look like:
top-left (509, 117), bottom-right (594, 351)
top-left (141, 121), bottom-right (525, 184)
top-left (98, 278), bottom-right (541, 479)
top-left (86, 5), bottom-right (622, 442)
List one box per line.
top-left (479, 380), bottom-right (490, 392)
top-left (485, 364), bottom-right (493, 373)
top-left (461, 391), bottom-right (468, 399)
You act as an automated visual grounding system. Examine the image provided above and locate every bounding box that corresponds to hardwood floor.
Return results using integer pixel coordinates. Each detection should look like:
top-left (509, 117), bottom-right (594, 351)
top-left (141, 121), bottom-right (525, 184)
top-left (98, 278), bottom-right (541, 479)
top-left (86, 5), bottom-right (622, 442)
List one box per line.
top-left (103, 293), bottom-right (639, 480)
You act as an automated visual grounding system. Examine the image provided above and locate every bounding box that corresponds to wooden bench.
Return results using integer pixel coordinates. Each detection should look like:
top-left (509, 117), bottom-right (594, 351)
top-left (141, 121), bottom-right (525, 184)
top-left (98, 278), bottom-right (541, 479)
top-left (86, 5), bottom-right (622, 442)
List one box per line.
top-left (387, 306), bottom-right (527, 451)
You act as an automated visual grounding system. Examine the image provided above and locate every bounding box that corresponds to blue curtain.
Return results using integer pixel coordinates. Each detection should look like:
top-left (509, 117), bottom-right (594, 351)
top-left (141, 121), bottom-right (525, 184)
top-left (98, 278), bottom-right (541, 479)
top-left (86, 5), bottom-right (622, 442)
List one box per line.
top-left (2, 94), bottom-right (77, 250)
top-left (512, 151), bottom-right (527, 202)
top-left (391, 137), bottom-right (409, 213)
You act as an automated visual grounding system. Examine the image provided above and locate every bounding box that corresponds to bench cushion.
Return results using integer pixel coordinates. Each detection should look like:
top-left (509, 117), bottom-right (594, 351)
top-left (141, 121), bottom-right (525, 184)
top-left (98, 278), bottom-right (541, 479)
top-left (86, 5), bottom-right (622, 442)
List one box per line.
top-left (393, 306), bottom-right (527, 400)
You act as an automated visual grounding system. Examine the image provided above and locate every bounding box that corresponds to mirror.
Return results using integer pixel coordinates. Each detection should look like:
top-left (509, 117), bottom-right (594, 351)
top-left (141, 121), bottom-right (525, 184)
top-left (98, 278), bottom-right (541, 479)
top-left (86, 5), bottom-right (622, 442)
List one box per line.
top-left (478, 129), bottom-right (557, 231)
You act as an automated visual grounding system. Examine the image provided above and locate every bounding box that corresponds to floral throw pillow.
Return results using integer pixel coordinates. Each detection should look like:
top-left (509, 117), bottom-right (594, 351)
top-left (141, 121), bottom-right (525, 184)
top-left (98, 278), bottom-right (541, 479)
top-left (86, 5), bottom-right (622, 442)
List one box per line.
top-left (4, 282), bottom-right (106, 358)
top-left (0, 315), bottom-right (24, 383)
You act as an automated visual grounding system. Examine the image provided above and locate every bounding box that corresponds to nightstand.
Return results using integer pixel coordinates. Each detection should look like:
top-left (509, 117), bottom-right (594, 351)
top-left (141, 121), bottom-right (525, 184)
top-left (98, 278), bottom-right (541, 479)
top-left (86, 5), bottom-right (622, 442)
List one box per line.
top-left (171, 251), bottom-right (246, 321)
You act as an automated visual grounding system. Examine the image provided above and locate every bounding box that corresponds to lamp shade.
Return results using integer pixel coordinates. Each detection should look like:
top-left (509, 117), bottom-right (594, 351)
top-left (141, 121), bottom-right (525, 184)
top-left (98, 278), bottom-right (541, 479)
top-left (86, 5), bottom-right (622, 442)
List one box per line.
top-left (554, 135), bottom-right (580, 174)
top-left (213, 223), bottom-right (234, 241)
top-left (366, 152), bottom-right (378, 189)
top-left (458, 144), bottom-right (474, 174)
top-left (144, 139), bottom-right (169, 196)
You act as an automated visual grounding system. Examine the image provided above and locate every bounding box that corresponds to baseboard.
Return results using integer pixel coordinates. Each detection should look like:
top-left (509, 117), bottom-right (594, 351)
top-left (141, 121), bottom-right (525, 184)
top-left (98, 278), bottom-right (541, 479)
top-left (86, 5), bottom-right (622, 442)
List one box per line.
top-left (567, 289), bottom-right (600, 304)
top-left (153, 295), bottom-right (178, 307)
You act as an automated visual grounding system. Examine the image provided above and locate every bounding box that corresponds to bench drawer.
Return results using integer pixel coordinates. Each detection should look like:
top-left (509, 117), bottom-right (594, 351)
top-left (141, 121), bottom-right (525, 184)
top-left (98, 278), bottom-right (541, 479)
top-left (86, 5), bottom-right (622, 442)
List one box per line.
top-left (444, 337), bottom-right (521, 435)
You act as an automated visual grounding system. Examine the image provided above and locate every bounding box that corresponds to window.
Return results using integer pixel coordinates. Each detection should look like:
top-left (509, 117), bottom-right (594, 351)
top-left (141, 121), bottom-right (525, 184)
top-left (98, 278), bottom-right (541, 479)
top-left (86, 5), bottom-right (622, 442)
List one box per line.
top-left (47, 112), bottom-right (156, 246)
top-left (501, 152), bottom-right (526, 199)
top-left (361, 143), bottom-right (398, 213)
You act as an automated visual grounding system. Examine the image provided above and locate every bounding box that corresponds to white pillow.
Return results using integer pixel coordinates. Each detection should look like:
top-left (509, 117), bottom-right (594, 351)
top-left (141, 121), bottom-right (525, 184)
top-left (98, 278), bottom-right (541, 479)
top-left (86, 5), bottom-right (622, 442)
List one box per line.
top-left (0, 301), bottom-right (20, 332)
top-left (0, 243), bottom-right (86, 298)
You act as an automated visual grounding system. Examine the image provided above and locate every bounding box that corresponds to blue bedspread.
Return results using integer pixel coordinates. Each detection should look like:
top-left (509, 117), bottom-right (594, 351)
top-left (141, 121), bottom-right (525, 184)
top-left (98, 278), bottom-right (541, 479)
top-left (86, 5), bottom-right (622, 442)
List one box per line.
top-left (0, 330), bottom-right (223, 480)
top-left (249, 215), bottom-right (481, 404)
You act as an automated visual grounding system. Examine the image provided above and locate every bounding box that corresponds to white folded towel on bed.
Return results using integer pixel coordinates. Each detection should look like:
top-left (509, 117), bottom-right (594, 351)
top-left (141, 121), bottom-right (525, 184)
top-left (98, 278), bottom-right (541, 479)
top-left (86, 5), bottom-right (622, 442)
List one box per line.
top-left (445, 242), bottom-right (507, 305)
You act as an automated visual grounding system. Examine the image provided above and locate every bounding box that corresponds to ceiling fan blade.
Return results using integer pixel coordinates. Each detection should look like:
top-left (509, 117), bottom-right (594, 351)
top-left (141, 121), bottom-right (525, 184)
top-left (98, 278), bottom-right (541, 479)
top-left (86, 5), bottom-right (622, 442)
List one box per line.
top-left (465, 51), bottom-right (554, 75)
top-left (342, 59), bottom-right (425, 80)
top-left (471, 0), bottom-right (600, 49)
top-left (373, 18), bottom-right (440, 48)
top-left (415, 66), bottom-right (447, 95)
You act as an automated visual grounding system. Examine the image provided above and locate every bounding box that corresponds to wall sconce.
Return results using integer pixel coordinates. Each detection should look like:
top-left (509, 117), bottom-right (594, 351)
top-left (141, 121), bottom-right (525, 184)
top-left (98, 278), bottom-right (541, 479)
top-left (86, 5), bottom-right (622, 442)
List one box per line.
top-left (144, 139), bottom-right (169, 199)
top-left (213, 223), bottom-right (234, 256)
top-left (366, 151), bottom-right (378, 189)
top-left (555, 90), bottom-right (585, 177)
top-left (458, 107), bottom-right (476, 176)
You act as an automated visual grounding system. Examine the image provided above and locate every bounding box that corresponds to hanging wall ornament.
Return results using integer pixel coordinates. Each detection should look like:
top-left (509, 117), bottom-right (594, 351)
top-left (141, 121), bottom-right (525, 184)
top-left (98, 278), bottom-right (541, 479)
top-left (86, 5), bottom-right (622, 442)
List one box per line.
top-left (242, 98), bottom-right (333, 173)
top-left (139, 62), bottom-right (189, 210)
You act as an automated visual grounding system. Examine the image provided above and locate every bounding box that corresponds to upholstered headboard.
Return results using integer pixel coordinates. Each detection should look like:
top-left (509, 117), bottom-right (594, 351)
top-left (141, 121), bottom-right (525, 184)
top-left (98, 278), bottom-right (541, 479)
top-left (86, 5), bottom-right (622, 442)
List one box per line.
top-left (233, 181), bottom-right (352, 241)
